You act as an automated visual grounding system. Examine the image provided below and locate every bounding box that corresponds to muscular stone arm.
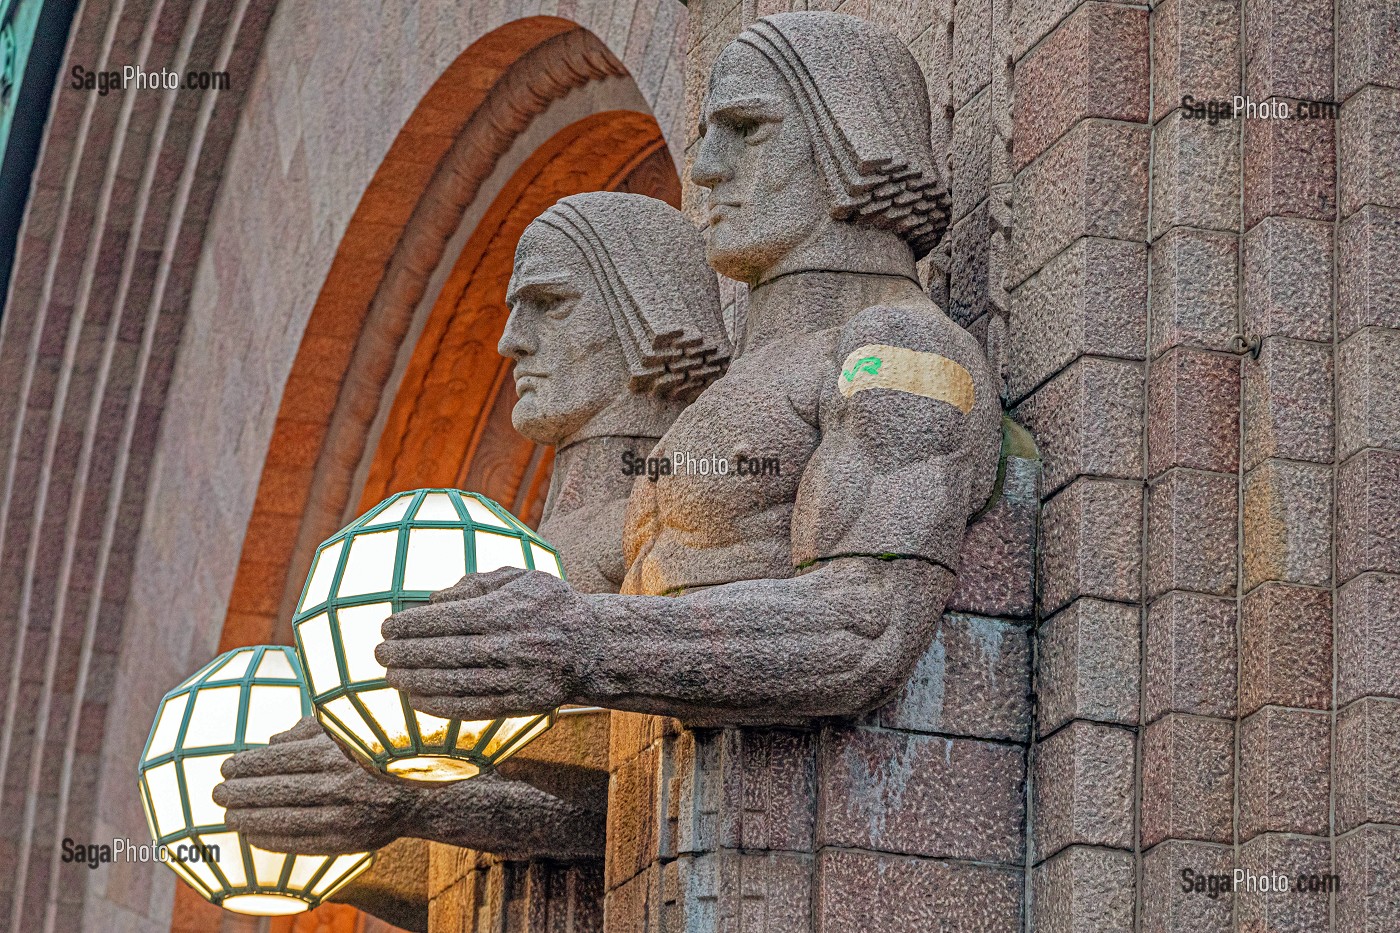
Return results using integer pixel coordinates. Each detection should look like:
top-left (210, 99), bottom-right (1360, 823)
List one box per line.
top-left (378, 307), bottom-right (1001, 727)
top-left (215, 717), bottom-right (604, 859)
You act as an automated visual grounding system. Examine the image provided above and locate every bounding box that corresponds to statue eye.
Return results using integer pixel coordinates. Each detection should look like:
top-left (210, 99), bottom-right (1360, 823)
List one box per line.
top-left (545, 299), bottom-right (574, 321)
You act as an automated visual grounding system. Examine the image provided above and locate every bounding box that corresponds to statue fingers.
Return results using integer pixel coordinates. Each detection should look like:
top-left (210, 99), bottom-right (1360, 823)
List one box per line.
top-left (381, 602), bottom-right (493, 640)
top-left (402, 691), bottom-right (549, 722)
top-left (214, 772), bottom-right (386, 811)
top-left (430, 566), bottom-right (531, 603)
top-left (383, 666), bottom-right (523, 699)
top-left (220, 736), bottom-right (358, 780)
top-left (268, 715), bottom-right (325, 745)
top-left (375, 634), bottom-right (520, 670)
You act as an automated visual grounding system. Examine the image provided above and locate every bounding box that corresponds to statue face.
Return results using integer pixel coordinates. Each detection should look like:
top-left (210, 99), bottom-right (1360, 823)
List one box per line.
top-left (691, 41), bottom-right (831, 283)
top-left (500, 225), bottom-right (630, 445)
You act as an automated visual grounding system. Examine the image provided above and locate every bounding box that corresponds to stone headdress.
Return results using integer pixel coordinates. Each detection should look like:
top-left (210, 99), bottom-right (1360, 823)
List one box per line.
top-left (731, 13), bottom-right (951, 259)
top-left (531, 192), bottom-right (731, 403)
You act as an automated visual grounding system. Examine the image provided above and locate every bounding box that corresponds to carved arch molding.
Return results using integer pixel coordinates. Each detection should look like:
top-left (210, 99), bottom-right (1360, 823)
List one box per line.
top-left (220, 23), bottom-right (680, 656)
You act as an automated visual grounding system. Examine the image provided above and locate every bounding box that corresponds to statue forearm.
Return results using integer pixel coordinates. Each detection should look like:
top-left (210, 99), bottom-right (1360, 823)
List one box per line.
top-left (400, 773), bottom-right (604, 859)
top-left (575, 557), bottom-right (953, 725)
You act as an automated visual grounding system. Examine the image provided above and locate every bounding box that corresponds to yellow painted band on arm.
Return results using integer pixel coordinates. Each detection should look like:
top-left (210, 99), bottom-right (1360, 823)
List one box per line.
top-left (837, 343), bottom-right (976, 413)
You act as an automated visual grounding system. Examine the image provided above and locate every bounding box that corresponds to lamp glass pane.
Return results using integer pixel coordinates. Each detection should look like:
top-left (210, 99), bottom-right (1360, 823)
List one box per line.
top-left (325, 697), bottom-right (379, 751)
top-left (358, 689), bottom-right (411, 749)
top-left (147, 693), bottom-right (189, 760)
top-left (482, 716), bottom-right (534, 758)
top-left (414, 493), bottom-right (460, 521)
top-left (243, 685), bottom-right (305, 745)
top-left (145, 763), bottom-right (185, 837)
top-left (208, 650), bottom-right (253, 682)
top-left (495, 717), bottom-right (551, 763)
top-left (463, 497), bottom-right (508, 528)
top-left (255, 650), bottom-right (296, 680)
top-left (312, 855), bottom-right (369, 896)
top-left (317, 710), bottom-right (370, 759)
top-left (183, 754), bottom-right (231, 827)
top-left (403, 527), bottom-right (467, 592)
top-left (166, 855), bottom-right (211, 897)
top-left (414, 711), bottom-right (452, 746)
top-left (300, 540), bottom-right (344, 612)
top-left (199, 832), bottom-right (245, 886)
top-left (529, 543), bottom-right (562, 577)
top-left (297, 613), bottom-right (341, 696)
top-left (249, 845), bottom-right (288, 886)
top-left (176, 658), bottom-right (220, 690)
top-left (454, 721), bottom-right (492, 752)
top-left (287, 855), bottom-right (327, 891)
top-left (474, 530), bottom-right (527, 572)
top-left (179, 854), bottom-right (223, 895)
top-left (184, 686), bottom-right (241, 749)
top-left (369, 494), bottom-right (413, 526)
top-left (338, 530), bottom-right (398, 597)
top-left (223, 894), bottom-right (308, 917)
top-left (337, 602), bottom-right (392, 683)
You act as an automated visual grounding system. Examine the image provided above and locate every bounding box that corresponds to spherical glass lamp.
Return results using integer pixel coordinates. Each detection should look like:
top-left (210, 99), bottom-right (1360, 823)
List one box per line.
top-left (292, 489), bottom-right (565, 783)
top-left (137, 645), bottom-right (374, 915)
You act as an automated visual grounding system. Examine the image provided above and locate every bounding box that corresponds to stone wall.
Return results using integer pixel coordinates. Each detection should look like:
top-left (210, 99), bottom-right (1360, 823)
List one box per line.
top-left (679, 0), bottom-right (1400, 930)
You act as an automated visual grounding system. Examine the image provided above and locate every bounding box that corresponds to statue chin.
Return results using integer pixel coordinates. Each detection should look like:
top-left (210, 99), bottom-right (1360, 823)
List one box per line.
top-left (510, 398), bottom-right (573, 447)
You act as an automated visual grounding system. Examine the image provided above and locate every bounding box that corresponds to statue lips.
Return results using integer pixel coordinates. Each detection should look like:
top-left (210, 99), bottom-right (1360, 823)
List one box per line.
top-left (707, 200), bottom-right (741, 227)
top-left (513, 370), bottom-right (548, 395)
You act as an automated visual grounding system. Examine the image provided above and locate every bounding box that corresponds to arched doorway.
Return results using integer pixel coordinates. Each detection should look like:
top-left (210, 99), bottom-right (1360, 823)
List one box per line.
top-left (180, 16), bottom-right (681, 933)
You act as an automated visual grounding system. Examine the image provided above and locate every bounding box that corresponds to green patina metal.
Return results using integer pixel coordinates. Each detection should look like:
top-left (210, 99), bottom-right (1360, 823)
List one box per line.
top-left (292, 488), bottom-right (565, 780)
top-left (0, 0), bottom-right (78, 311)
top-left (137, 645), bottom-right (374, 913)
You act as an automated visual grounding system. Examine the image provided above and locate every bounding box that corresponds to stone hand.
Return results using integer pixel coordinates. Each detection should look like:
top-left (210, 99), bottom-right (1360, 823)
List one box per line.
top-left (215, 716), bottom-right (419, 854)
top-left (376, 567), bottom-right (594, 721)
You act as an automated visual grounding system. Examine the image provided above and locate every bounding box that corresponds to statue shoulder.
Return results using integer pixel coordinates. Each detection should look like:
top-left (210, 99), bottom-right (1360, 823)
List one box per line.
top-left (838, 301), bottom-right (993, 384)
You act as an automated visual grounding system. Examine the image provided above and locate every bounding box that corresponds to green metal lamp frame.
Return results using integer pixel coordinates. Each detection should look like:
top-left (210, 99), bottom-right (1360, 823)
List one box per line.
top-left (292, 488), bottom-right (564, 780)
top-left (138, 645), bottom-right (374, 913)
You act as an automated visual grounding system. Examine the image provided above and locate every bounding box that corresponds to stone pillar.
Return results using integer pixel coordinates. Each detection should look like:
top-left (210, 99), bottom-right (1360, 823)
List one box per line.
top-left (1005, 1), bottom-right (1151, 931)
top-left (1332, 1), bottom-right (1400, 930)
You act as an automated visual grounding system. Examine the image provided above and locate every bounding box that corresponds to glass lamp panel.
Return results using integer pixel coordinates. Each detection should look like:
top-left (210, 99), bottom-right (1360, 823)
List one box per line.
top-left (317, 710), bottom-right (371, 760)
top-left (337, 530), bottom-right (399, 597)
top-left (243, 685), bottom-right (306, 745)
top-left (184, 685), bottom-right (241, 749)
top-left (145, 763), bottom-right (186, 837)
top-left (325, 697), bottom-right (381, 753)
top-left (481, 716), bottom-right (536, 758)
top-left (300, 540), bottom-right (344, 612)
top-left (166, 855), bottom-right (213, 897)
top-left (207, 651), bottom-right (253, 682)
top-left (474, 530), bottom-right (527, 572)
top-left (248, 845), bottom-right (288, 886)
top-left (254, 649), bottom-right (297, 680)
top-left (183, 754), bottom-right (232, 828)
top-left (402, 528), bottom-right (467, 592)
top-left (529, 543), bottom-right (563, 578)
top-left (336, 602), bottom-right (392, 683)
top-left (357, 689), bottom-right (412, 749)
top-left (222, 894), bottom-right (308, 917)
top-left (176, 657), bottom-right (221, 690)
top-left (312, 854), bottom-right (371, 896)
top-left (463, 497), bottom-right (508, 528)
top-left (139, 784), bottom-right (158, 840)
top-left (198, 832), bottom-right (245, 886)
top-left (146, 693), bottom-right (189, 760)
top-left (181, 857), bottom-right (224, 896)
top-left (414, 492), bottom-right (460, 521)
top-left (297, 613), bottom-right (342, 697)
top-left (286, 855), bottom-right (327, 892)
top-left (368, 494), bottom-right (413, 526)
top-left (454, 721), bottom-right (492, 752)
top-left (414, 711), bottom-right (452, 747)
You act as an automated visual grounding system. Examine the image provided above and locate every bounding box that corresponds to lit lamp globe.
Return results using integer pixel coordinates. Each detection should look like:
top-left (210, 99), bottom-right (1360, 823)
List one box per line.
top-left (137, 645), bottom-right (374, 916)
top-left (292, 489), bottom-right (565, 783)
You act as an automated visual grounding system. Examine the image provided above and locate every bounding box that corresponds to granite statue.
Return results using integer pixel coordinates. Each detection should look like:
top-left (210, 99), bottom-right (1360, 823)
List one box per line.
top-left (376, 12), bottom-right (1002, 730)
top-left (213, 193), bottom-right (730, 880)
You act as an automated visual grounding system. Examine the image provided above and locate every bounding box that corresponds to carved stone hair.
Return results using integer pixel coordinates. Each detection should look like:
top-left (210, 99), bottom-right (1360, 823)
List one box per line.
top-left (532, 192), bottom-right (732, 402)
top-left (731, 12), bottom-right (951, 259)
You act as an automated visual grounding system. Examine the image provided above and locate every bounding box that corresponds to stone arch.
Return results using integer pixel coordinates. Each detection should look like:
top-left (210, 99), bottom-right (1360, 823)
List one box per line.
top-left (0, 2), bottom-right (691, 931)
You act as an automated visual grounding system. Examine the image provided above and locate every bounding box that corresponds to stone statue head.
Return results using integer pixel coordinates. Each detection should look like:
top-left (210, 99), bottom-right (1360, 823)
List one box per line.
top-left (501, 192), bottom-right (731, 446)
top-left (693, 12), bottom-right (950, 284)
